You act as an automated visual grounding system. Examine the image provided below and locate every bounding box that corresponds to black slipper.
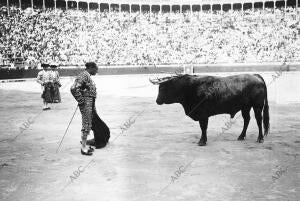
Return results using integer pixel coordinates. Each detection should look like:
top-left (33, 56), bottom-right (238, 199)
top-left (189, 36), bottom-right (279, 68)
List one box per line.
top-left (81, 148), bottom-right (93, 156)
top-left (88, 146), bottom-right (95, 152)
top-left (79, 143), bottom-right (95, 152)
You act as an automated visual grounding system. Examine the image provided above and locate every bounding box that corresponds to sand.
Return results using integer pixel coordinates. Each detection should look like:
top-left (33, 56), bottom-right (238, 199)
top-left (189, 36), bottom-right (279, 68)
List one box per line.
top-left (0, 72), bottom-right (299, 201)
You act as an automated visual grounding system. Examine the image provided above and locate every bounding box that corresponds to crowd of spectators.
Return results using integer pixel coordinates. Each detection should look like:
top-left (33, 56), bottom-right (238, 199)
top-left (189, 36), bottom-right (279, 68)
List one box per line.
top-left (0, 6), bottom-right (299, 67)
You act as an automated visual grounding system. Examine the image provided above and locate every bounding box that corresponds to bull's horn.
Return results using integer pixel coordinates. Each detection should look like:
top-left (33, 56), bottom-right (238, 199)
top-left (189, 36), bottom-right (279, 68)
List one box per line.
top-left (149, 78), bottom-right (159, 85)
top-left (149, 76), bottom-right (175, 85)
top-left (175, 71), bottom-right (183, 76)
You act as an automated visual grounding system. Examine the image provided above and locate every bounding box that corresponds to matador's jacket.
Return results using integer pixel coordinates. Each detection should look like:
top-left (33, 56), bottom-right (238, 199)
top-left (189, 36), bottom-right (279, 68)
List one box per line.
top-left (70, 71), bottom-right (97, 137)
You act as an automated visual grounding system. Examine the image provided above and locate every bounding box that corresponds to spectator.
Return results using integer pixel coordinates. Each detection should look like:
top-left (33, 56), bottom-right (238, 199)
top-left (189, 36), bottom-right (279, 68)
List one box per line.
top-left (0, 7), bottom-right (299, 66)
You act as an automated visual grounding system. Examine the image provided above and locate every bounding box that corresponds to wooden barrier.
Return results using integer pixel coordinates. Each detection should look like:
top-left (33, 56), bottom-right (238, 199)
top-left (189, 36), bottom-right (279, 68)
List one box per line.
top-left (0, 63), bottom-right (299, 80)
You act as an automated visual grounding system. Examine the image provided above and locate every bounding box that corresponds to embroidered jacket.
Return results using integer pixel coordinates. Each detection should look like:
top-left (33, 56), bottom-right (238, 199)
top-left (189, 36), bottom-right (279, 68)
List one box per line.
top-left (36, 70), bottom-right (51, 85)
top-left (49, 70), bottom-right (61, 85)
top-left (70, 71), bottom-right (97, 104)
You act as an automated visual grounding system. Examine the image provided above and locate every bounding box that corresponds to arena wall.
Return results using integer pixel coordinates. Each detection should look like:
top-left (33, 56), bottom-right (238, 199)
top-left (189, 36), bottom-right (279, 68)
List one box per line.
top-left (4, 0), bottom-right (297, 13)
top-left (0, 63), bottom-right (299, 81)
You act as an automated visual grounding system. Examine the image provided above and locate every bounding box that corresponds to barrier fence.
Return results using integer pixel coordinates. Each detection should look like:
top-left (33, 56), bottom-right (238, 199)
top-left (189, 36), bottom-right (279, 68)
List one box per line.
top-left (3, 0), bottom-right (299, 14)
top-left (0, 63), bottom-right (299, 80)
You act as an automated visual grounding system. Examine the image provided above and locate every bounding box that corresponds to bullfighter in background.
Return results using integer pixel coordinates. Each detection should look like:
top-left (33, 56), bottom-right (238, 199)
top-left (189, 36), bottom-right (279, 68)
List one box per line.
top-left (50, 63), bottom-right (61, 103)
top-left (37, 63), bottom-right (52, 110)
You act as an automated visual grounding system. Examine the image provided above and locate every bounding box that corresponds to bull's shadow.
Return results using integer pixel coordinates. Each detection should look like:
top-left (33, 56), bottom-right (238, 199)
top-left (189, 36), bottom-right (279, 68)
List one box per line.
top-left (150, 74), bottom-right (269, 146)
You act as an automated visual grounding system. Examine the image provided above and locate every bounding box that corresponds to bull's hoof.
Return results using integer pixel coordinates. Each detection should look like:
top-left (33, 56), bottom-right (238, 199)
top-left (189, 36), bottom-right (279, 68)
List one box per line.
top-left (197, 141), bottom-right (206, 146)
top-left (257, 138), bottom-right (264, 143)
top-left (237, 136), bottom-right (245, 141)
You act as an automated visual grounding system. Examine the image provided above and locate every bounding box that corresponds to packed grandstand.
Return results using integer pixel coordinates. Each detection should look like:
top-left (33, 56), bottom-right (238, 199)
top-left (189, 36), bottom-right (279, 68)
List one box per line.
top-left (0, 0), bottom-right (299, 68)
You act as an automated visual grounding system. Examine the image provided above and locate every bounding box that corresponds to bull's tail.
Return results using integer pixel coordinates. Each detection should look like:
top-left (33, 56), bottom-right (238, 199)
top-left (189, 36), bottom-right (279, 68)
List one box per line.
top-left (263, 92), bottom-right (270, 136)
top-left (255, 74), bottom-right (270, 136)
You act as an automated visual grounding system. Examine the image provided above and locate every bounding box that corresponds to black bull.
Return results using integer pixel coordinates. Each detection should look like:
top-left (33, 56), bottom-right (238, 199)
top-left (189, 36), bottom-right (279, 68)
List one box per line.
top-left (150, 74), bottom-right (269, 146)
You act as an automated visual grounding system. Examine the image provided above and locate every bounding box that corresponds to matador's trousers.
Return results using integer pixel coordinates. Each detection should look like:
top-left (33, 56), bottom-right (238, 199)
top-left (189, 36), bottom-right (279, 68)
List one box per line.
top-left (79, 97), bottom-right (96, 140)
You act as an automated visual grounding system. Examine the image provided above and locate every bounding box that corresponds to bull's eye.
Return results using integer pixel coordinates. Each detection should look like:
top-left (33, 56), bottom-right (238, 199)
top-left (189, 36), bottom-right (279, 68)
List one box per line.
top-left (159, 83), bottom-right (168, 90)
top-left (160, 86), bottom-right (167, 92)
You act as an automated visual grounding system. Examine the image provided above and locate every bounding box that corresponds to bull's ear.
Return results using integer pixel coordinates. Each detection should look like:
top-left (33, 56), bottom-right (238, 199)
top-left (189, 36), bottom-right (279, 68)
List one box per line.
top-left (149, 78), bottom-right (159, 85)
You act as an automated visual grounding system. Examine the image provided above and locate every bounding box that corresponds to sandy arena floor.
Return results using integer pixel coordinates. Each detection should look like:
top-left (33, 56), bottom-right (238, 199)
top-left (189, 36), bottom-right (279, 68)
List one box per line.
top-left (0, 72), bottom-right (299, 201)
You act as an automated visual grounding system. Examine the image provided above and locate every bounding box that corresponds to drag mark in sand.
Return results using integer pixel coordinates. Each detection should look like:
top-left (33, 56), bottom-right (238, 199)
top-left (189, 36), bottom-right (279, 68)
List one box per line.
top-left (0, 162), bottom-right (11, 170)
top-left (62, 159), bottom-right (95, 191)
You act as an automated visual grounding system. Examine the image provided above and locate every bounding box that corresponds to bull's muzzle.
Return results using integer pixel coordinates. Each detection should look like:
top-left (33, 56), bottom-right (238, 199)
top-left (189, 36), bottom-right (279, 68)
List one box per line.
top-left (156, 98), bottom-right (163, 105)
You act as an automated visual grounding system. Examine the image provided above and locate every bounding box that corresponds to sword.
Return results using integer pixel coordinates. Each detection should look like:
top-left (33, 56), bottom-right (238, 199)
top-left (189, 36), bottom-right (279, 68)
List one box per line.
top-left (56, 105), bottom-right (78, 153)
